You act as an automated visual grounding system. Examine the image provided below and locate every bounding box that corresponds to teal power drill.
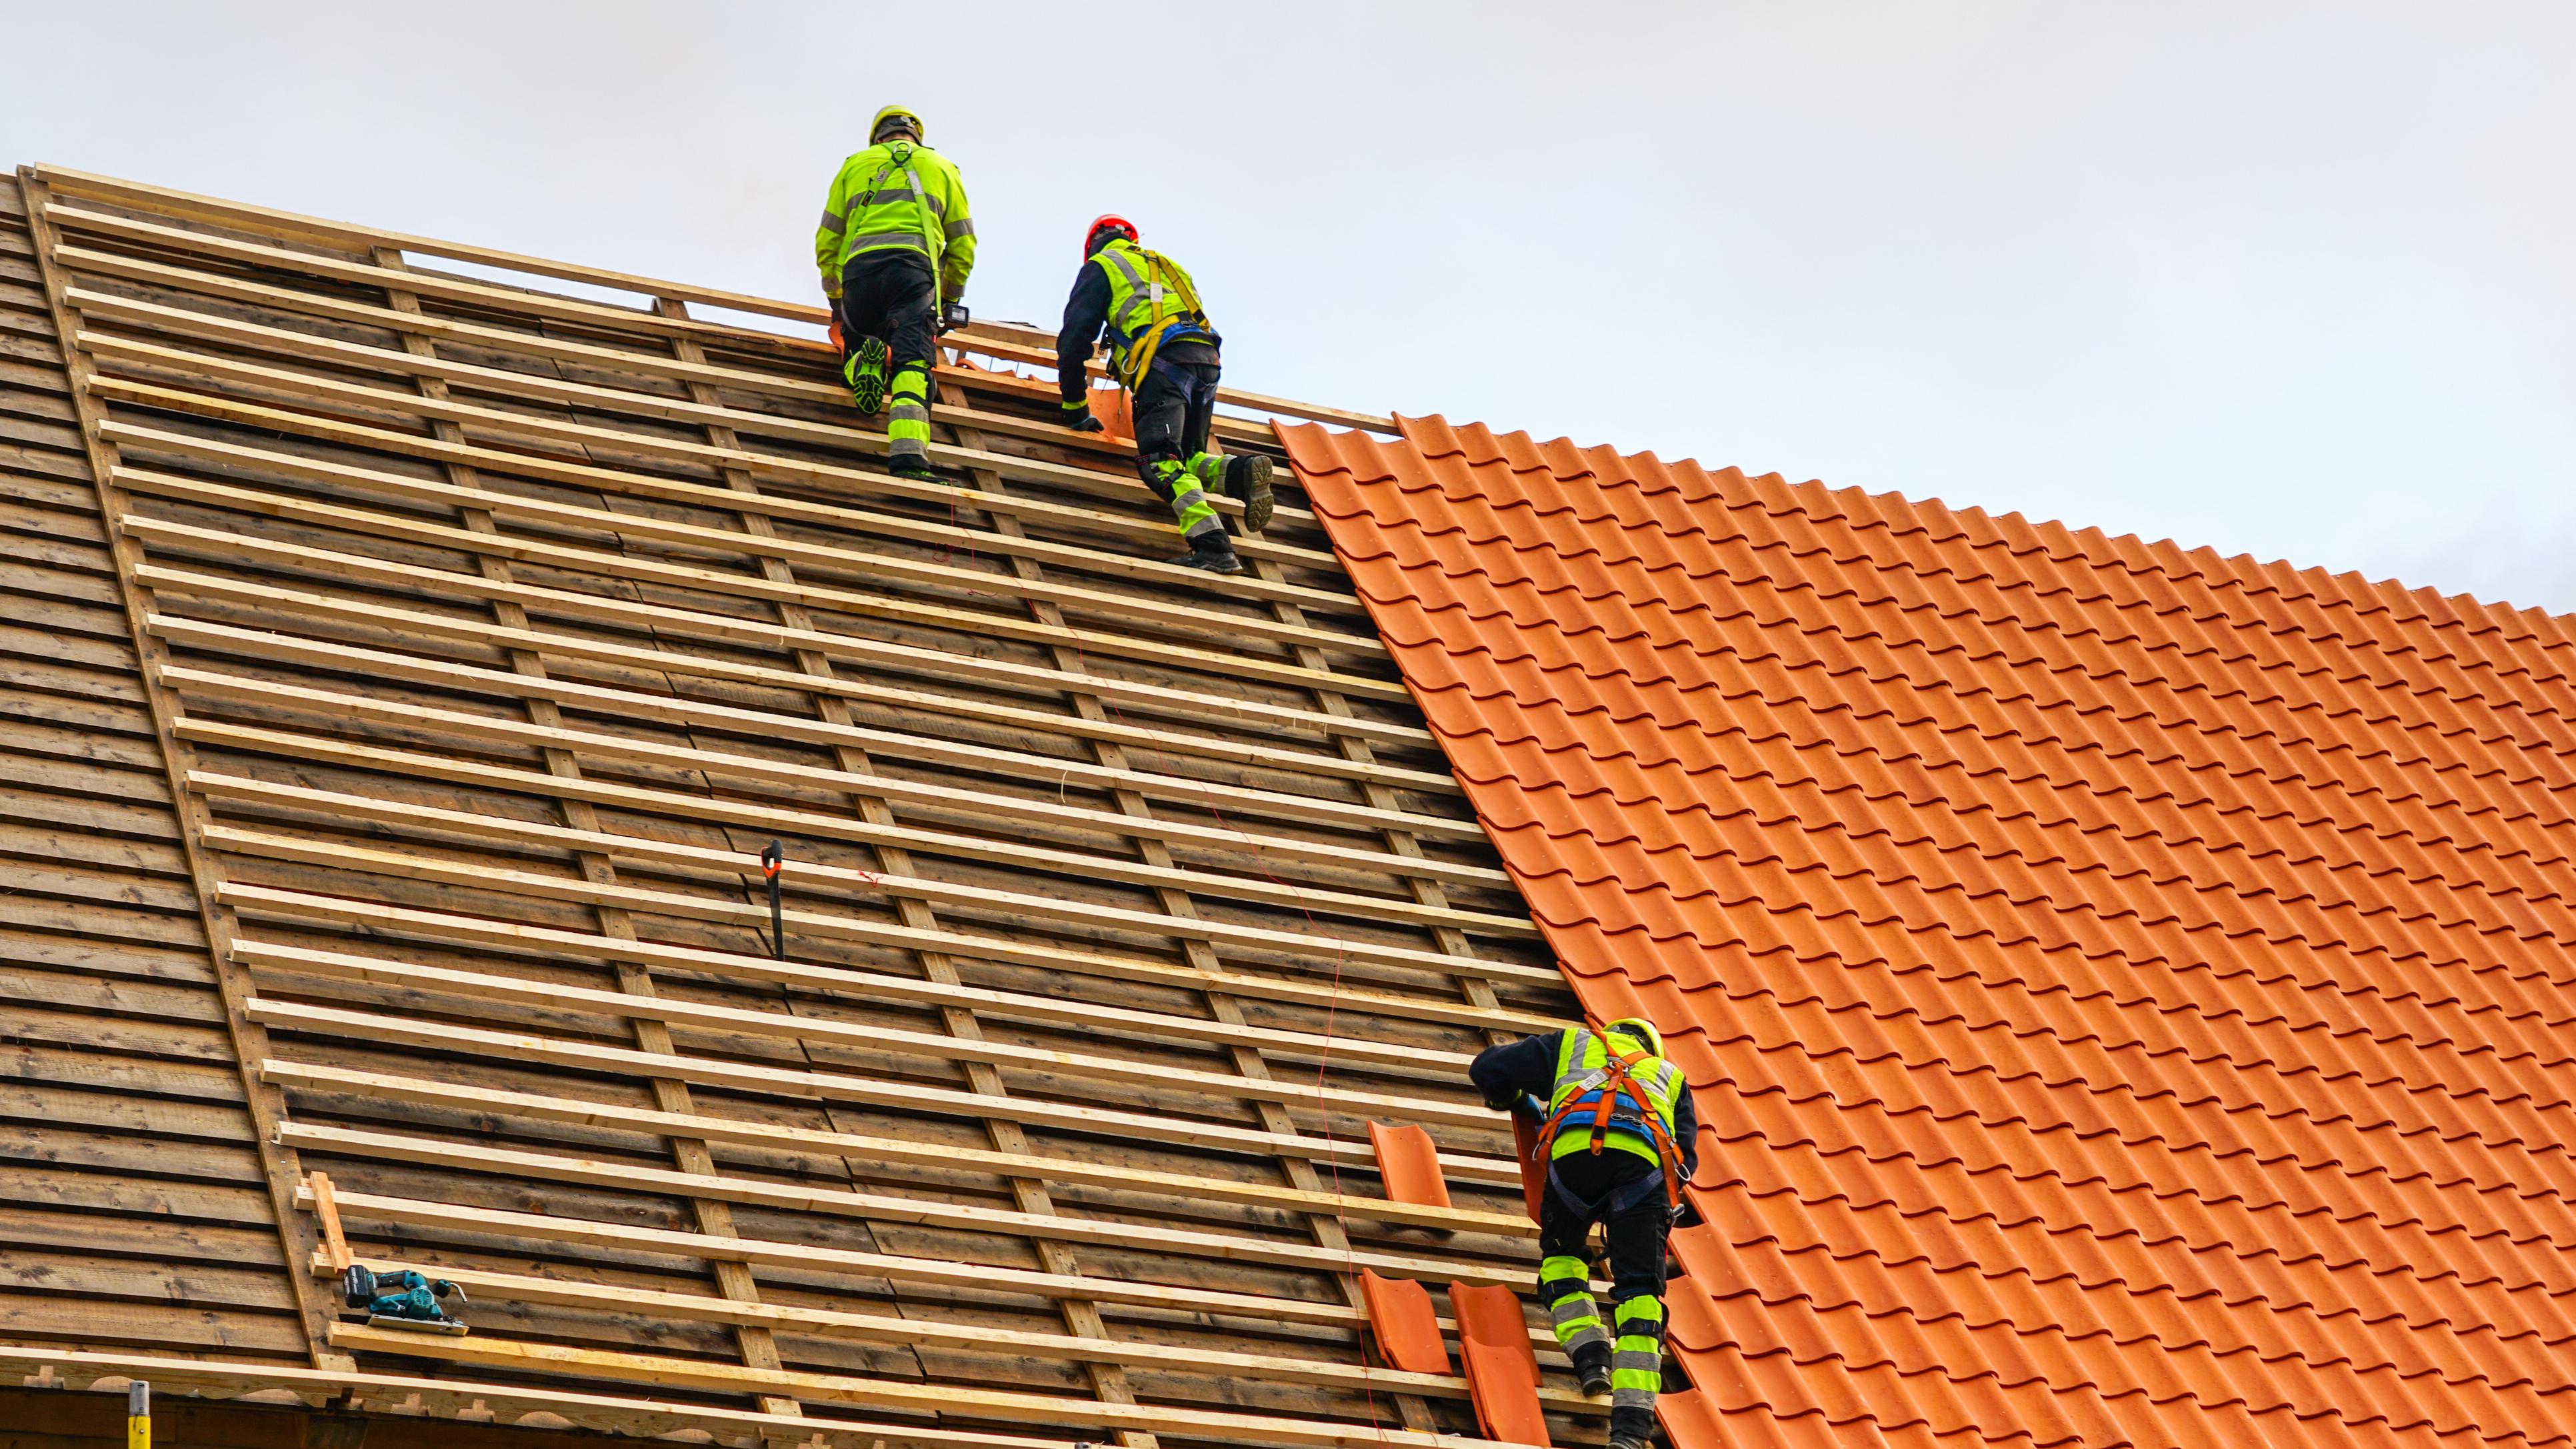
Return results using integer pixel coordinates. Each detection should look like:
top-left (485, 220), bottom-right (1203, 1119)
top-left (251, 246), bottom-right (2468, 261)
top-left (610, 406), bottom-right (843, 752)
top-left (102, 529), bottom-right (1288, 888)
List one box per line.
top-left (342, 1265), bottom-right (470, 1335)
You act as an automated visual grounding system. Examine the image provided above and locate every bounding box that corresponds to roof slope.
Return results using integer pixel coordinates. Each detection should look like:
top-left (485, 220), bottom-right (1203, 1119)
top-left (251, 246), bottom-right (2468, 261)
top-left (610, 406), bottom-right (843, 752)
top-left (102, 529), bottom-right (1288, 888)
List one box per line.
top-left (1282, 416), bottom-right (2576, 1449)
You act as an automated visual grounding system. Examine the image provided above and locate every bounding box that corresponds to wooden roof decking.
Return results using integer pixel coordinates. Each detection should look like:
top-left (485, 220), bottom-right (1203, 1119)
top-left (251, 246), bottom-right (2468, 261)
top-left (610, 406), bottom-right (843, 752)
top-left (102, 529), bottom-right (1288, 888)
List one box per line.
top-left (0, 172), bottom-right (313, 1374)
top-left (1, 164), bottom-right (1582, 1449)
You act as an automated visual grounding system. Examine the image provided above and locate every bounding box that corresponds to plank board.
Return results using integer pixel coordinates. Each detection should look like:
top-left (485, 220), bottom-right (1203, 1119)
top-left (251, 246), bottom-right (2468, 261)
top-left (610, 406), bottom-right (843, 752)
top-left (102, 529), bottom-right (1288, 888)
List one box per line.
top-left (0, 170), bottom-right (314, 1381)
top-left (6, 162), bottom-right (1585, 1449)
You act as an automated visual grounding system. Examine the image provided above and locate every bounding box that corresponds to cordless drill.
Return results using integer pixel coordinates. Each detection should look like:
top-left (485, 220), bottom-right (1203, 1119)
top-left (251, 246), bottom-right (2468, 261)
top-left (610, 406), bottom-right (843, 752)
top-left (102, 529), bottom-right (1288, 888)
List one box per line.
top-left (342, 1264), bottom-right (469, 1333)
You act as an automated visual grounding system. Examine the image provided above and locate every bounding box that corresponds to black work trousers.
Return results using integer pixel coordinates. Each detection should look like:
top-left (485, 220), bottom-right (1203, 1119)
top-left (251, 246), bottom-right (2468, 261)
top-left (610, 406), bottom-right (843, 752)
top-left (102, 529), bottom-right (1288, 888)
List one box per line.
top-left (836, 249), bottom-right (939, 375)
top-left (1537, 1148), bottom-right (1671, 1305)
top-left (1131, 354), bottom-right (1220, 464)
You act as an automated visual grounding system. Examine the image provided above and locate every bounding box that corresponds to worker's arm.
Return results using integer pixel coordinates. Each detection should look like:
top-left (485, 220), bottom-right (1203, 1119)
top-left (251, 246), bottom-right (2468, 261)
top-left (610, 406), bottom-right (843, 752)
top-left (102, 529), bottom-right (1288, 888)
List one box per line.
top-left (814, 159), bottom-right (852, 297)
top-left (1056, 262), bottom-right (1113, 413)
top-left (936, 159), bottom-right (975, 304)
top-left (1469, 1031), bottom-right (1561, 1114)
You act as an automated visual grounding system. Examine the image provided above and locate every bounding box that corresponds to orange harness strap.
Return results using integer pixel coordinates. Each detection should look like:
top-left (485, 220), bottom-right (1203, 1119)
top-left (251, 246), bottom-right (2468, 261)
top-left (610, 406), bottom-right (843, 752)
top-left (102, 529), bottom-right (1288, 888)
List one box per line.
top-left (1539, 1048), bottom-right (1687, 1211)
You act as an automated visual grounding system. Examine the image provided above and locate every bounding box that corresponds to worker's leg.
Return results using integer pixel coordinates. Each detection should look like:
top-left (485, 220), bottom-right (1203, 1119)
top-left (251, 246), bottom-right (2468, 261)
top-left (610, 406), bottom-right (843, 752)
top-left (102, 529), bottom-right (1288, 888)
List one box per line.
top-left (1132, 361), bottom-right (1235, 570)
top-left (840, 252), bottom-right (940, 477)
top-left (1534, 1187), bottom-right (1609, 1392)
top-left (1169, 362), bottom-right (1275, 535)
top-left (1599, 1193), bottom-right (1675, 1448)
top-left (835, 260), bottom-right (895, 413)
top-left (881, 265), bottom-right (940, 480)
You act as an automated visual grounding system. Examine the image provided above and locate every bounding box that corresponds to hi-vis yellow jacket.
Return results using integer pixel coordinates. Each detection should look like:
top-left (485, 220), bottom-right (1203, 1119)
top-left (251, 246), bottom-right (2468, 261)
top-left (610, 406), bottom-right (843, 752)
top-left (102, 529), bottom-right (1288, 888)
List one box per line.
top-left (1090, 235), bottom-right (1216, 387)
top-left (815, 139), bottom-right (975, 303)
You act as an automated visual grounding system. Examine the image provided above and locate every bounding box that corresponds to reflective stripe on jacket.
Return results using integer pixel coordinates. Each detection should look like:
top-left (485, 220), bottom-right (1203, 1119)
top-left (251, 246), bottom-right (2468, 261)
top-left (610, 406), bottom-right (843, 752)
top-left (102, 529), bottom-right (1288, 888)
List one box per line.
top-left (1091, 237), bottom-right (1216, 387)
top-left (1547, 1028), bottom-right (1685, 1168)
top-left (815, 141), bottom-right (976, 301)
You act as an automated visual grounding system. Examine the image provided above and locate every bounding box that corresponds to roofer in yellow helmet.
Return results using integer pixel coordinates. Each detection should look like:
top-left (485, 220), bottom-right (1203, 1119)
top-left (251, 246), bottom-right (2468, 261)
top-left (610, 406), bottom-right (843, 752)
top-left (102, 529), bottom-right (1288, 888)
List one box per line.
top-left (1472, 1016), bottom-right (1699, 1449)
top-left (814, 104), bottom-right (975, 481)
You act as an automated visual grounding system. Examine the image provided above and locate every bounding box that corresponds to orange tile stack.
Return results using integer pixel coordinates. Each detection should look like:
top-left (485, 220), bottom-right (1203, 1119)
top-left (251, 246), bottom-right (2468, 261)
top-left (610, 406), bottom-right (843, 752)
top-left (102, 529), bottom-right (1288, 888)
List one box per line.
top-left (1283, 416), bottom-right (2576, 1449)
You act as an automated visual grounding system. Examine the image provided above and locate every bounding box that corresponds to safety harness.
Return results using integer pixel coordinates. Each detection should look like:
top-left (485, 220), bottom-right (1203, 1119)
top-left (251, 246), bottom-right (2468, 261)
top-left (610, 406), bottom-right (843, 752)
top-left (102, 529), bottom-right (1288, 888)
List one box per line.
top-left (1095, 241), bottom-right (1217, 387)
top-left (1538, 1037), bottom-right (1688, 1218)
top-left (851, 140), bottom-right (949, 275)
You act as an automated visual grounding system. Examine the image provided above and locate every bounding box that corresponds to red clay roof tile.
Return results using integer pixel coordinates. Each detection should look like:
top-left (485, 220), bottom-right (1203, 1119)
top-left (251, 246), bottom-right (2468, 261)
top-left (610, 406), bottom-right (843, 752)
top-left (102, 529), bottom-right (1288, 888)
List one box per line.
top-left (1281, 416), bottom-right (2576, 1449)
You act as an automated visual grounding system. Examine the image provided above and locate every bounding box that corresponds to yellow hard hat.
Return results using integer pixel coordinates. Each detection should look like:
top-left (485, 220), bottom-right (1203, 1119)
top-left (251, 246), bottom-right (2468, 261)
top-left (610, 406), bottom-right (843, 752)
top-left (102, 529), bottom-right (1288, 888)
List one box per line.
top-left (1605, 1017), bottom-right (1663, 1057)
top-left (871, 105), bottom-right (925, 143)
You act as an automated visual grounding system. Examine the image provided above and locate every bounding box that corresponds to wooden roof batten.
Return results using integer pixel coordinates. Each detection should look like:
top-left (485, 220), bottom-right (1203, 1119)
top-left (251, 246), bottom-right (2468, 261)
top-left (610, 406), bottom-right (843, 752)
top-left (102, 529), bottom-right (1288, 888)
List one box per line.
top-left (4, 161), bottom-right (1582, 1449)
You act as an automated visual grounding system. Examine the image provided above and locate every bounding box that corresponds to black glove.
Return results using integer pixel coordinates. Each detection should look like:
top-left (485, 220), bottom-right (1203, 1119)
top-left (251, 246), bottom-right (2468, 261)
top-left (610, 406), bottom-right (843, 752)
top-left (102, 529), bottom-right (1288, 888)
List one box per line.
top-left (1061, 401), bottom-right (1106, 433)
top-left (1481, 1090), bottom-right (1518, 1113)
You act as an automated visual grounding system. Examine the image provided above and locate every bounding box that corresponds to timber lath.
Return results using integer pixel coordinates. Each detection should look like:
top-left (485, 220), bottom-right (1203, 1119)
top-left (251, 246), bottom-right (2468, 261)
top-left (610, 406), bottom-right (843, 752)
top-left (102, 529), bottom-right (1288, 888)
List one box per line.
top-left (9, 164), bottom-right (1586, 1449)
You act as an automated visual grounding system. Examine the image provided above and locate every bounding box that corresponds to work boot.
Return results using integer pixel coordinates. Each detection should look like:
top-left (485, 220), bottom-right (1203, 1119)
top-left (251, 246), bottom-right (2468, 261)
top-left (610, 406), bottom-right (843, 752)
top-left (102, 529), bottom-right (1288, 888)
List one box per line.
top-left (1169, 534), bottom-right (1243, 575)
top-left (1571, 1340), bottom-right (1613, 1398)
top-left (1605, 1405), bottom-right (1656, 1449)
top-left (843, 335), bottom-right (890, 414)
top-left (1224, 453), bottom-right (1275, 533)
top-left (888, 455), bottom-right (941, 483)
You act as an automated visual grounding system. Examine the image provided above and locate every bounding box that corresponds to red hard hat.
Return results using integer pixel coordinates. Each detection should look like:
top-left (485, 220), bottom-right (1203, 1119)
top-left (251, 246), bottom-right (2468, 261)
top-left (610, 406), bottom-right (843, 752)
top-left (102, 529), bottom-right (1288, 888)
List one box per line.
top-left (1083, 213), bottom-right (1138, 257)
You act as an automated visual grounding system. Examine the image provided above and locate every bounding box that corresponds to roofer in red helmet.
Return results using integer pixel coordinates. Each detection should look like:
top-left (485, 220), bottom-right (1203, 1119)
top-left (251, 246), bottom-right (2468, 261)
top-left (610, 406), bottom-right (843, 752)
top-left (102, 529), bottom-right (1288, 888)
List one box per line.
top-left (1472, 1017), bottom-right (1699, 1449)
top-left (1055, 215), bottom-right (1273, 574)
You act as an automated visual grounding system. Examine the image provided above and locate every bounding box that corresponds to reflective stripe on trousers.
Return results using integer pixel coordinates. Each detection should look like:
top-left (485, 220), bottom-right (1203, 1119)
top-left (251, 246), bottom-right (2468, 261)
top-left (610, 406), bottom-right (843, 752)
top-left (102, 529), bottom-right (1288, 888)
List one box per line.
top-left (1146, 456), bottom-right (1223, 539)
top-left (886, 365), bottom-right (931, 461)
top-left (1609, 1294), bottom-right (1665, 1412)
top-left (1538, 1254), bottom-right (1607, 1354)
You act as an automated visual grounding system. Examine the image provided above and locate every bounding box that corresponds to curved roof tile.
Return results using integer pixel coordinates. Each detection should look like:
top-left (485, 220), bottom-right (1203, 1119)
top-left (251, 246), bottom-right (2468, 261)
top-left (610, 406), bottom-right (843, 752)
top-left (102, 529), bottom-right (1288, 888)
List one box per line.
top-left (1281, 416), bottom-right (2576, 1449)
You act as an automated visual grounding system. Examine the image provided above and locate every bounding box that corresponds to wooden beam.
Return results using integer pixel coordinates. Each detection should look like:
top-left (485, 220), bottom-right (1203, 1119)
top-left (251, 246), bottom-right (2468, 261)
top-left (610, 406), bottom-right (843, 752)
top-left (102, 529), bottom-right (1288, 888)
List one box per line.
top-left (71, 307), bottom-right (1324, 544)
top-left (36, 170), bottom-right (1402, 434)
top-left (327, 1323), bottom-right (1469, 1449)
top-left (220, 868), bottom-right (1548, 1042)
top-left (227, 934), bottom-right (1510, 1129)
top-left (0, 1339), bottom-right (1064, 1449)
top-left (305, 1254), bottom-right (1587, 1411)
top-left (95, 397), bottom-right (1377, 639)
top-left (246, 996), bottom-right (1522, 1186)
top-left (179, 727), bottom-right (1537, 973)
top-left (55, 246), bottom-right (1293, 473)
top-left (135, 565), bottom-right (1464, 800)
top-left (47, 201), bottom-right (790, 348)
top-left (307, 1170), bottom-right (351, 1273)
top-left (35, 167), bottom-right (830, 329)
top-left (113, 473), bottom-right (1425, 735)
top-left (163, 669), bottom-right (1507, 893)
top-left (309, 1184), bottom-right (1368, 1328)
top-left (285, 1124), bottom-right (1522, 1283)
top-left (189, 787), bottom-right (1509, 986)
top-left (262, 1059), bottom-right (1525, 1236)
top-left (153, 621), bottom-right (1476, 843)
top-left (213, 850), bottom-right (1484, 1072)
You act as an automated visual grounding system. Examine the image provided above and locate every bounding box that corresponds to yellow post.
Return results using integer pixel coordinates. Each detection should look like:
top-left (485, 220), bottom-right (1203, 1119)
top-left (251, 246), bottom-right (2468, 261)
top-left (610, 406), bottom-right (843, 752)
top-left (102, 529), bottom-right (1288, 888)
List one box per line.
top-left (126, 1380), bottom-right (149, 1449)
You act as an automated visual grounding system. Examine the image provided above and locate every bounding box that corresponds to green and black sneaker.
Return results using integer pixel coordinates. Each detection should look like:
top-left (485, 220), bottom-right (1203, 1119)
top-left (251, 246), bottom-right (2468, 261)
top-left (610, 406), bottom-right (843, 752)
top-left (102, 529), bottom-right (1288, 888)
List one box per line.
top-left (842, 335), bottom-right (890, 414)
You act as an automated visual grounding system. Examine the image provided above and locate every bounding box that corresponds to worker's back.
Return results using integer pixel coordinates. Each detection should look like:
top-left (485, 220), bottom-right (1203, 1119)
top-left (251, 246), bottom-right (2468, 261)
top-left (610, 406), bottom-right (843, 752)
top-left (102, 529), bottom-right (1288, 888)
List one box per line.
top-left (815, 137), bottom-right (974, 295)
top-left (1544, 1024), bottom-right (1688, 1168)
top-left (1089, 235), bottom-right (1216, 384)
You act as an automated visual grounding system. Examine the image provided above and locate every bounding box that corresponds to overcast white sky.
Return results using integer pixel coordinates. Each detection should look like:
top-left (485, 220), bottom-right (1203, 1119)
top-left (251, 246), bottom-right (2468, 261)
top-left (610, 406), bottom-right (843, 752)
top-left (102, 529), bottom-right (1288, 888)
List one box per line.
top-left (10, 3), bottom-right (2573, 611)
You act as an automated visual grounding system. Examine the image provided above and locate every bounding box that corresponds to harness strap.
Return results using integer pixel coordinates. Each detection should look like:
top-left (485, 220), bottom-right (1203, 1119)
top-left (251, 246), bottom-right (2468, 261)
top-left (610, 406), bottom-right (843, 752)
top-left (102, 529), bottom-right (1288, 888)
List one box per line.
top-left (850, 144), bottom-right (943, 275)
top-left (1540, 1047), bottom-right (1686, 1211)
